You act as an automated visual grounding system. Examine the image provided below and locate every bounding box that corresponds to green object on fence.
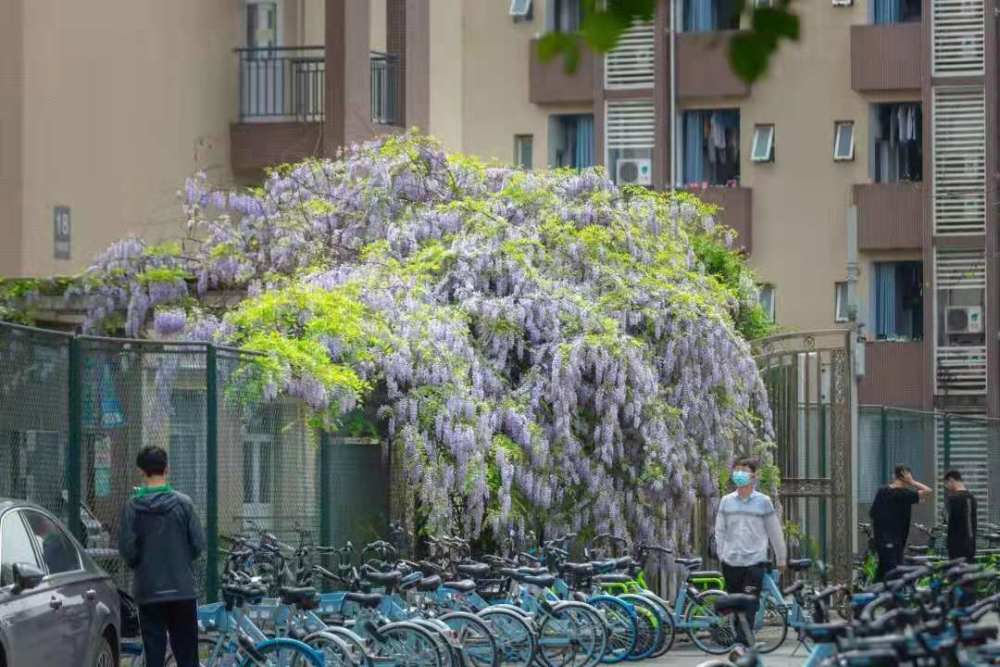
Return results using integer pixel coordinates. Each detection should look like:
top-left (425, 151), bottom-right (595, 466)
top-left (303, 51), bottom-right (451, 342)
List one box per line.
top-left (205, 345), bottom-right (219, 603)
top-left (66, 336), bottom-right (83, 541)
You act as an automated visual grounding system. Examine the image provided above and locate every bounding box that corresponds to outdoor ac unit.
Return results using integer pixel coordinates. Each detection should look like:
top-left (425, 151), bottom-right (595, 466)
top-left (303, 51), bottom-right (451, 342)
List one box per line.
top-left (616, 158), bottom-right (652, 186)
top-left (945, 306), bottom-right (984, 335)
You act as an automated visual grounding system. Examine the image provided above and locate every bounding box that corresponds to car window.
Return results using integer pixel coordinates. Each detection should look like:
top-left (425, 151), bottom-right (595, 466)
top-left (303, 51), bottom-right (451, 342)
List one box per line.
top-left (21, 510), bottom-right (81, 576)
top-left (1, 511), bottom-right (41, 587)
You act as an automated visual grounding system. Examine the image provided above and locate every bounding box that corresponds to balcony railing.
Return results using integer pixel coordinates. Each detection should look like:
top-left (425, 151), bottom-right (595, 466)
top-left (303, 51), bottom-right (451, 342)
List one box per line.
top-left (371, 51), bottom-right (401, 126)
top-left (237, 46), bottom-right (325, 122)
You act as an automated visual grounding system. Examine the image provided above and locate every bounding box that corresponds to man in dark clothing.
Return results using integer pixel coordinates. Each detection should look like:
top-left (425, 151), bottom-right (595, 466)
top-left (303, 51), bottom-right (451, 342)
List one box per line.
top-left (869, 465), bottom-right (931, 581)
top-left (119, 446), bottom-right (205, 667)
top-left (944, 470), bottom-right (977, 560)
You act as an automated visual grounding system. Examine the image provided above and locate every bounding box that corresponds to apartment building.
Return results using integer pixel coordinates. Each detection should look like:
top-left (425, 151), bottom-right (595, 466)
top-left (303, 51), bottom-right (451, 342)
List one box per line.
top-left (2, 1), bottom-right (996, 424)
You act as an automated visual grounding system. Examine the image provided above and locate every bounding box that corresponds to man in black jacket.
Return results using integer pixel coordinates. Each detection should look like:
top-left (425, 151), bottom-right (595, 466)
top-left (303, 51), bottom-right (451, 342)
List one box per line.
top-left (944, 470), bottom-right (977, 561)
top-left (119, 446), bottom-right (205, 667)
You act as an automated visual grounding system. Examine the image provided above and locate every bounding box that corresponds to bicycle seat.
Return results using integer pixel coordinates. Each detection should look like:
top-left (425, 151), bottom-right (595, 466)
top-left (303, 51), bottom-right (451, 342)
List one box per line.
top-left (514, 573), bottom-right (557, 588)
top-left (563, 562), bottom-right (595, 576)
top-left (344, 592), bottom-right (384, 608)
top-left (609, 556), bottom-right (633, 570)
top-left (782, 581), bottom-right (804, 596)
top-left (713, 594), bottom-right (757, 616)
top-left (458, 562), bottom-right (490, 578)
top-left (688, 570), bottom-right (723, 581)
top-left (803, 622), bottom-right (850, 643)
top-left (788, 558), bottom-right (812, 571)
top-left (961, 626), bottom-right (998, 646)
top-left (595, 573), bottom-right (632, 584)
top-left (907, 545), bottom-right (930, 554)
top-left (365, 570), bottom-right (403, 588)
top-left (518, 566), bottom-right (549, 576)
top-left (279, 586), bottom-right (319, 608)
top-left (443, 579), bottom-right (478, 593)
top-left (418, 575), bottom-right (442, 592)
top-left (675, 557), bottom-right (702, 568)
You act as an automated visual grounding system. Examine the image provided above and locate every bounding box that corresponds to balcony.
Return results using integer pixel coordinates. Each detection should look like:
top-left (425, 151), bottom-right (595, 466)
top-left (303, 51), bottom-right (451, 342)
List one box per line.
top-left (854, 182), bottom-right (924, 251)
top-left (230, 46), bottom-right (325, 174)
top-left (676, 32), bottom-right (749, 100)
top-left (851, 22), bottom-right (923, 92)
top-left (858, 340), bottom-right (928, 408)
top-left (529, 39), bottom-right (595, 105)
top-left (370, 52), bottom-right (401, 125)
top-left (688, 186), bottom-right (753, 252)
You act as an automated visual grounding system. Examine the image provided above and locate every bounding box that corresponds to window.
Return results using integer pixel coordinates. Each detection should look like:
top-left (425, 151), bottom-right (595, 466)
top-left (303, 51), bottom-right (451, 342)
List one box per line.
top-left (514, 135), bottom-right (533, 170)
top-left (758, 284), bottom-right (775, 322)
top-left (510, 0), bottom-right (533, 19)
top-left (751, 124), bottom-right (774, 163)
top-left (681, 109), bottom-right (740, 186)
top-left (243, 437), bottom-right (274, 506)
top-left (872, 0), bottom-right (921, 24)
top-left (0, 512), bottom-right (40, 587)
top-left (549, 0), bottom-right (582, 32)
top-left (835, 282), bottom-right (849, 322)
top-left (21, 511), bottom-right (80, 576)
top-left (549, 114), bottom-right (594, 169)
top-left (872, 103), bottom-right (922, 182)
top-left (873, 261), bottom-right (923, 340)
top-left (834, 121), bottom-right (855, 161)
top-left (753, 0), bottom-right (773, 6)
top-left (683, 0), bottom-right (741, 32)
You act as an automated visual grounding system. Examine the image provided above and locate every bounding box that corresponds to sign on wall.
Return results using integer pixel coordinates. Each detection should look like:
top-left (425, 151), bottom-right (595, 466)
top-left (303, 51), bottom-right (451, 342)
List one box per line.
top-left (54, 206), bottom-right (71, 259)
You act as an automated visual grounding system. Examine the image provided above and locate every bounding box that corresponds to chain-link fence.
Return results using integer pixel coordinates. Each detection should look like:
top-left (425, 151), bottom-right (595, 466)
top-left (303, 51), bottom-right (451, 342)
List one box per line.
top-left (859, 405), bottom-right (1000, 543)
top-left (0, 321), bottom-right (388, 601)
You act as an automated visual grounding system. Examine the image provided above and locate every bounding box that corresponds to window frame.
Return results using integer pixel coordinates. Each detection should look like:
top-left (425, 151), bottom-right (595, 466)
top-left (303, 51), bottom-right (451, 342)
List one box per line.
top-left (833, 121), bottom-right (855, 161)
top-left (751, 124), bottom-right (775, 163)
top-left (0, 509), bottom-right (42, 588)
top-left (20, 509), bottom-right (84, 578)
top-left (758, 284), bottom-right (776, 322)
top-left (835, 282), bottom-right (849, 322)
top-left (514, 134), bottom-right (534, 170)
top-left (510, 0), bottom-right (533, 19)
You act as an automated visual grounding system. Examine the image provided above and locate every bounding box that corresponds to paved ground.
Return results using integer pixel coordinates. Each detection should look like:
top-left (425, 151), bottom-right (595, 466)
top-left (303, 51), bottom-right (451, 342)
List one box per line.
top-left (649, 645), bottom-right (808, 666)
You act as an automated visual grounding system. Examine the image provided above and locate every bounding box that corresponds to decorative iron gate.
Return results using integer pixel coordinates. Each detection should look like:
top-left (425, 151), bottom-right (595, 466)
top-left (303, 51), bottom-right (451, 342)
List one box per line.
top-left (754, 330), bottom-right (854, 580)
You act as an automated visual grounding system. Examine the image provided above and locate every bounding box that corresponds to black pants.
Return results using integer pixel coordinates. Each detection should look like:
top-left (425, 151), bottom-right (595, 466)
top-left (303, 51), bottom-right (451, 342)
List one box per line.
top-left (948, 539), bottom-right (975, 562)
top-left (139, 599), bottom-right (199, 667)
top-left (722, 562), bottom-right (766, 647)
top-left (875, 540), bottom-right (904, 582)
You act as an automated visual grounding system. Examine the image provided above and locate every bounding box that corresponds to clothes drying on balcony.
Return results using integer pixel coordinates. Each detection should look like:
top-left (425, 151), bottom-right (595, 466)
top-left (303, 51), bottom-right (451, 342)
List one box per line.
top-left (873, 103), bottom-right (922, 183)
top-left (683, 109), bottom-right (739, 186)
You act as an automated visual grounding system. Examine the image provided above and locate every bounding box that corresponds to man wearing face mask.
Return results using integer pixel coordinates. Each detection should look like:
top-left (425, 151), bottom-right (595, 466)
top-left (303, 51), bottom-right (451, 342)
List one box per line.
top-left (714, 457), bottom-right (787, 652)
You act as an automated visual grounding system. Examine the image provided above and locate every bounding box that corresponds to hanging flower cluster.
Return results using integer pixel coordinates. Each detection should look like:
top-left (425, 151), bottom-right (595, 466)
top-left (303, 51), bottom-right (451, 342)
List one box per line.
top-left (59, 134), bottom-right (773, 546)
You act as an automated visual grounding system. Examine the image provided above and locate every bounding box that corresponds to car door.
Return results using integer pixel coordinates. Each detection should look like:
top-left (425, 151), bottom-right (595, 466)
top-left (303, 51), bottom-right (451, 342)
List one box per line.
top-left (0, 509), bottom-right (72, 665)
top-left (21, 509), bottom-right (94, 663)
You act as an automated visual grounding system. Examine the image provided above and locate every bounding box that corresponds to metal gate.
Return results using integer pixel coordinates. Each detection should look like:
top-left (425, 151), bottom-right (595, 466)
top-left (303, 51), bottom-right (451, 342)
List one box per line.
top-left (754, 330), bottom-right (854, 580)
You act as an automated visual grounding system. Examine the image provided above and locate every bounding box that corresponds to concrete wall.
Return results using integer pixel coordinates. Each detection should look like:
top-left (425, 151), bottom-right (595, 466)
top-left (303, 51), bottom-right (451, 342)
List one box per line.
top-left (734, 1), bottom-right (872, 332)
top-left (17, 0), bottom-right (240, 277)
top-left (0, 0), bottom-right (25, 276)
top-left (428, 0), bottom-right (463, 151)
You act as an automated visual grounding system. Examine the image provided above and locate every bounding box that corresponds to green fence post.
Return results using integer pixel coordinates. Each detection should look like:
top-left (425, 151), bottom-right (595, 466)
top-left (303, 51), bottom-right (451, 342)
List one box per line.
top-left (880, 406), bottom-right (888, 483)
top-left (319, 431), bottom-right (332, 569)
top-left (943, 414), bottom-right (951, 472)
top-left (205, 345), bottom-right (219, 603)
top-left (66, 336), bottom-right (83, 541)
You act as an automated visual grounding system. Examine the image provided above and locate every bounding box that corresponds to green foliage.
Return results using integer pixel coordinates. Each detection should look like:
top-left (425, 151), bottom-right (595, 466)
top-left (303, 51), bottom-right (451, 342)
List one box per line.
top-left (537, 0), bottom-right (799, 84)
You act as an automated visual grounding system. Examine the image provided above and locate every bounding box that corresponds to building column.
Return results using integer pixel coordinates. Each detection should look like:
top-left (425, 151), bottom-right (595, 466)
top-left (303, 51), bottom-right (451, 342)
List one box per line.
top-left (325, 0), bottom-right (371, 155)
top-left (653, 0), bottom-right (671, 189)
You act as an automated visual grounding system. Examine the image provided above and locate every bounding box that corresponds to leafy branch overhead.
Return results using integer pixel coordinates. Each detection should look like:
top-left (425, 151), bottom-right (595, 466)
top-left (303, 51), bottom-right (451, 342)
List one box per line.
top-left (537, 0), bottom-right (800, 84)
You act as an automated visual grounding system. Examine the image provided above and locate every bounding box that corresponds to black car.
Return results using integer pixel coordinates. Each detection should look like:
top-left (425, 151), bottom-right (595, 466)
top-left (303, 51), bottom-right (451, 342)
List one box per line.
top-left (0, 499), bottom-right (120, 666)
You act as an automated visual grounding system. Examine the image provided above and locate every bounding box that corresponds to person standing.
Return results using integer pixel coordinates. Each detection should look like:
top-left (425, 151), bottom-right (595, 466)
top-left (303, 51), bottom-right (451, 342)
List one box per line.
top-left (714, 457), bottom-right (787, 650)
top-left (869, 465), bottom-right (931, 581)
top-left (944, 470), bottom-right (977, 561)
top-left (119, 446), bottom-right (205, 667)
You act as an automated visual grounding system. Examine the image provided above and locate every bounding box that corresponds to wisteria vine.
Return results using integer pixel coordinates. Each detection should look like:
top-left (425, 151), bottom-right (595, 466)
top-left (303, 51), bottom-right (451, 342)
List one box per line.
top-left (49, 134), bottom-right (775, 546)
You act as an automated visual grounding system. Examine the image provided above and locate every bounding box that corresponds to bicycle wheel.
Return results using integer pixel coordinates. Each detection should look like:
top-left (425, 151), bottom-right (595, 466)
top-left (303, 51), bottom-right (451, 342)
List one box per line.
top-left (537, 602), bottom-right (605, 667)
top-left (376, 622), bottom-right (445, 667)
top-left (302, 630), bottom-right (361, 667)
top-left (617, 595), bottom-right (664, 661)
top-left (753, 592), bottom-right (788, 654)
top-left (587, 596), bottom-right (636, 664)
top-left (413, 618), bottom-right (458, 667)
top-left (320, 626), bottom-right (371, 665)
top-left (240, 638), bottom-right (324, 666)
top-left (478, 606), bottom-right (537, 667)
top-left (635, 591), bottom-right (676, 656)
top-left (683, 590), bottom-right (736, 655)
top-left (440, 611), bottom-right (500, 667)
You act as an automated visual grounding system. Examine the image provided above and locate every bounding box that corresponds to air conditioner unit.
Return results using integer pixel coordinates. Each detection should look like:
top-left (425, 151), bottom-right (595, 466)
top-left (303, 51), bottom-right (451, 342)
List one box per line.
top-left (616, 158), bottom-right (652, 186)
top-left (832, 0), bottom-right (853, 6)
top-left (945, 306), bottom-right (984, 335)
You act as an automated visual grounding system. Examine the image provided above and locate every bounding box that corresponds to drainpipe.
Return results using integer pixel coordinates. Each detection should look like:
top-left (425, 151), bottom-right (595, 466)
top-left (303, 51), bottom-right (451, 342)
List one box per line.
top-left (847, 205), bottom-right (863, 558)
top-left (669, 0), bottom-right (677, 191)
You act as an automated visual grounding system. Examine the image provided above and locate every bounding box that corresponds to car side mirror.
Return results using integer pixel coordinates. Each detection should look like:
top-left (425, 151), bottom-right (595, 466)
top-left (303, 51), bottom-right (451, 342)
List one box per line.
top-left (11, 563), bottom-right (44, 594)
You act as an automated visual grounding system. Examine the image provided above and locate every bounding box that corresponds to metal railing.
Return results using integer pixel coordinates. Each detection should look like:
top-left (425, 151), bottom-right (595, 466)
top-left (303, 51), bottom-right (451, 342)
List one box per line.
top-left (370, 51), bottom-right (401, 125)
top-left (236, 46), bottom-right (325, 121)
